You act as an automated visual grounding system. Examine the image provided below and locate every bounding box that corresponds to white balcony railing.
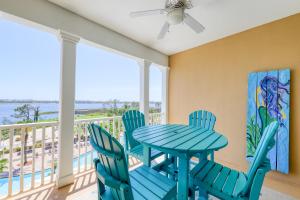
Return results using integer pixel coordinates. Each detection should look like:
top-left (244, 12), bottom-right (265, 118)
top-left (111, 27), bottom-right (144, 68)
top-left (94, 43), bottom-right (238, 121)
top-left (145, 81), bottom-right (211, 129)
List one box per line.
top-left (0, 113), bottom-right (162, 199)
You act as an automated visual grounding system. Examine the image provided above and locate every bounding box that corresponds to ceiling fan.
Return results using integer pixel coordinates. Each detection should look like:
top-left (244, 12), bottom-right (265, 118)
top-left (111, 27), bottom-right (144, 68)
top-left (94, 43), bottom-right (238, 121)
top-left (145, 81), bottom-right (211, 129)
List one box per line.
top-left (130, 0), bottom-right (205, 39)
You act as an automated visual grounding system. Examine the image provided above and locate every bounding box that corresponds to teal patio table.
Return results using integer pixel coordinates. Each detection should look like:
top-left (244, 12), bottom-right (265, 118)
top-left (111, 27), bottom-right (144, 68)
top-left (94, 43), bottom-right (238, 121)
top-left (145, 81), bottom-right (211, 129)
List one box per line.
top-left (132, 124), bottom-right (228, 200)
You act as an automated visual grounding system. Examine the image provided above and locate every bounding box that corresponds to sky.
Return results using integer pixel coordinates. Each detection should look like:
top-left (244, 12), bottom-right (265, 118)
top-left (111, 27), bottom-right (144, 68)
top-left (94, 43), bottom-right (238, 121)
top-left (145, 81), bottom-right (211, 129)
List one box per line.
top-left (0, 18), bottom-right (162, 102)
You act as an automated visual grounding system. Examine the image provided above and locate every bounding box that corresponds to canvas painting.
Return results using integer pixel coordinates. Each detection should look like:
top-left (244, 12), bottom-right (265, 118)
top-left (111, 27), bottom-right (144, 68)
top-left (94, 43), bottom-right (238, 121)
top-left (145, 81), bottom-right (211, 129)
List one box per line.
top-left (246, 69), bottom-right (290, 174)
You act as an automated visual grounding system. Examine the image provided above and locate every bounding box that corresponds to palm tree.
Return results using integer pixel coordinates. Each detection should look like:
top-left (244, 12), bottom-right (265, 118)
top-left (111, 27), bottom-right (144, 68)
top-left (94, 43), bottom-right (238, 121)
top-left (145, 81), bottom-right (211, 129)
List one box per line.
top-left (33, 106), bottom-right (40, 122)
top-left (13, 104), bottom-right (34, 165)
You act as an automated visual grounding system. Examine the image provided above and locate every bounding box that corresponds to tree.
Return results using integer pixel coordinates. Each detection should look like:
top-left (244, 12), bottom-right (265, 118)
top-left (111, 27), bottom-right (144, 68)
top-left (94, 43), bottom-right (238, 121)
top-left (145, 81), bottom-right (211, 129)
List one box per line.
top-left (0, 159), bottom-right (8, 173)
top-left (130, 102), bottom-right (139, 109)
top-left (33, 106), bottom-right (40, 122)
top-left (14, 104), bottom-right (33, 122)
top-left (13, 104), bottom-right (34, 165)
top-left (111, 99), bottom-right (119, 114)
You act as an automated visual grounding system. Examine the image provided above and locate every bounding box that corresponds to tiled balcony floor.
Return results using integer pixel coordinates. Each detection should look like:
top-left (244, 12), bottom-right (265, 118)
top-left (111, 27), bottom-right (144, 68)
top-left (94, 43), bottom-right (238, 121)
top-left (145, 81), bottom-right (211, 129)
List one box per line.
top-left (5, 157), bottom-right (296, 200)
top-left (6, 169), bottom-right (97, 200)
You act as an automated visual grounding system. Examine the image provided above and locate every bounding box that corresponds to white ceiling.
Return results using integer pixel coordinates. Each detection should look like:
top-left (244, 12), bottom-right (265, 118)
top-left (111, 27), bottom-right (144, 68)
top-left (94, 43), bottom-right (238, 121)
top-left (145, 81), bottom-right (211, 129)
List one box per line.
top-left (49, 0), bottom-right (300, 55)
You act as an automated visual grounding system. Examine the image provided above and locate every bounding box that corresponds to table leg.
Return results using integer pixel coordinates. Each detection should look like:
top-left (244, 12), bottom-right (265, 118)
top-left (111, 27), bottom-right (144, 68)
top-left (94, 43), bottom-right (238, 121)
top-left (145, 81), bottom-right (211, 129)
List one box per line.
top-left (173, 156), bottom-right (178, 180)
top-left (198, 152), bottom-right (208, 200)
top-left (143, 145), bottom-right (151, 167)
top-left (178, 155), bottom-right (189, 200)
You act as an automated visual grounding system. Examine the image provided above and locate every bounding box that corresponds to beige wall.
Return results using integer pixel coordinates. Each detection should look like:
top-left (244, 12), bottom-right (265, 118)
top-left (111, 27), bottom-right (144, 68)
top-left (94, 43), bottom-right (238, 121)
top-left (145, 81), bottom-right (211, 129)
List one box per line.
top-left (169, 13), bottom-right (300, 198)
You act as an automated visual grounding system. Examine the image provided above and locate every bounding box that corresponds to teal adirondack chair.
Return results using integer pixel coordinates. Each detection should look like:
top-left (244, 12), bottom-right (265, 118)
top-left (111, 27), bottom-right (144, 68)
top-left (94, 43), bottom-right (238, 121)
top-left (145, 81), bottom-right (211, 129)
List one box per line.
top-left (88, 123), bottom-right (177, 200)
top-left (190, 121), bottom-right (279, 200)
top-left (189, 110), bottom-right (217, 161)
top-left (122, 110), bottom-right (164, 165)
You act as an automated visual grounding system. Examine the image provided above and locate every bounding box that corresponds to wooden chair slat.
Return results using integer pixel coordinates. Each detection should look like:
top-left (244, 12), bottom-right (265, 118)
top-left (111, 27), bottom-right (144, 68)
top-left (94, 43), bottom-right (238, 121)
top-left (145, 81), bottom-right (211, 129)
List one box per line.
top-left (204, 112), bottom-right (211, 129)
top-left (195, 161), bottom-right (215, 181)
top-left (214, 167), bottom-right (231, 191)
top-left (130, 176), bottom-right (161, 200)
top-left (101, 132), bottom-right (123, 199)
top-left (203, 163), bottom-right (223, 186)
top-left (198, 110), bottom-right (203, 127)
top-left (190, 160), bottom-right (209, 177)
top-left (130, 170), bottom-right (167, 198)
top-left (209, 115), bottom-right (216, 130)
top-left (222, 170), bottom-right (239, 196)
top-left (189, 110), bottom-right (216, 130)
top-left (232, 173), bottom-right (247, 197)
top-left (132, 188), bottom-right (147, 200)
top-left (136, 166), bottom-right (174, 190)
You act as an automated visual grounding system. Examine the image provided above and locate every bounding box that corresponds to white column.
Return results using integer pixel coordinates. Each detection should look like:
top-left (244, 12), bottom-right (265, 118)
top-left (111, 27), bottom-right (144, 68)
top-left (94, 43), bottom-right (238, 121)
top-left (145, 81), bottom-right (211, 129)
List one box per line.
top-left (161, 67), bottom-right (169, 124)
top-left (138, 60), bottom-right (151, 124)
top-left (56, 31), bottom-right (79, 188)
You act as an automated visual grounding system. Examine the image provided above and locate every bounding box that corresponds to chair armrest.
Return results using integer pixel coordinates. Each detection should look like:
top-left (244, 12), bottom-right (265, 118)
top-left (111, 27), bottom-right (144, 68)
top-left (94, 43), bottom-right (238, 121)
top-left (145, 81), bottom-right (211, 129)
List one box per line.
top-left (249, 167), bottom-right (268, 200)
top-left (90, 138), bottom-right (122, 160)
top-left (94, 159), bottom-right (129, 190)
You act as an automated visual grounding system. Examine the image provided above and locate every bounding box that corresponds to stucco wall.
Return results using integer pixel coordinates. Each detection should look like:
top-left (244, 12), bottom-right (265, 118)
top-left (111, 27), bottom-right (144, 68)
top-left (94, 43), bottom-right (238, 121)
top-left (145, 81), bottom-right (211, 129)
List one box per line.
top-left (169, 13), bottom-right (300, 198)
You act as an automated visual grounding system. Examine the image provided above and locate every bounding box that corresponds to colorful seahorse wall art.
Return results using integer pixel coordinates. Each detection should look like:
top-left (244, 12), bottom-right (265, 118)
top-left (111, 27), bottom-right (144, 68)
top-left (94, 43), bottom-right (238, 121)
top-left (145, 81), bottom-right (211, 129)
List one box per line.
top-left (247, 69), bottom-right (290, 174)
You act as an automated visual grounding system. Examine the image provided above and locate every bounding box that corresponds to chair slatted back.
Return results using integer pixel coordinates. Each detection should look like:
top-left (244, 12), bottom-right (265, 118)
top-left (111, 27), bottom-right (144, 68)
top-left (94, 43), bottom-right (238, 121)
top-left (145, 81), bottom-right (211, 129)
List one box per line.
top-left (189, 110), bottom-right (216, 130)
top-left (122, 110), bottom-right (145, 149)
top-left (88, 123), bottom-right (132, 200)
top-left (243, 121), bottom-right (279, 194)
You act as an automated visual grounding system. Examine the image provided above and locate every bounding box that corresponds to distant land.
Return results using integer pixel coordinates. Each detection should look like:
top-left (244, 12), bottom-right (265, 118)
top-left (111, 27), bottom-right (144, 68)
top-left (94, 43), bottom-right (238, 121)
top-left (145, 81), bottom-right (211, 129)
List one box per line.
top-left (0, 99), bottom-right (161, 104)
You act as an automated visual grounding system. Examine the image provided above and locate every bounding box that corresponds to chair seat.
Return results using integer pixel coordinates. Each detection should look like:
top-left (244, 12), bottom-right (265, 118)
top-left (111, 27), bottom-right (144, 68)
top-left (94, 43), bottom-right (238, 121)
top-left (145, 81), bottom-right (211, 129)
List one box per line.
top-left (129, 144), bottom-right (163, 160)
top-left (129, 165), bottom-right (177, 200)
top-left (191, 160), bottom-right (247, 199)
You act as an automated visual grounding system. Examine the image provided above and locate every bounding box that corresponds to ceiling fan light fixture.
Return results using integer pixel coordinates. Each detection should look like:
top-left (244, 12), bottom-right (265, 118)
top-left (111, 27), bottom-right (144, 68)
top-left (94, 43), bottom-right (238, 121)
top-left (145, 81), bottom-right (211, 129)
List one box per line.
top-left (167, 8), bottom-right (183, 25)
top-left (129, 0), bottom-right (205, 39)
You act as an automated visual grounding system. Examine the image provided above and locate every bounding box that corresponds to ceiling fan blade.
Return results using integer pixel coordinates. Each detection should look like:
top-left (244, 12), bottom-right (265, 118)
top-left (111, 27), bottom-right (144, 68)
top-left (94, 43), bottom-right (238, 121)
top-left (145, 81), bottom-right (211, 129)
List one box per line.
top-left (130, 9), bottom-right (166, 18)
top-left (184, 13), bottom-right (205, 33)
top-left (157, 22), bottom-right (170, 39)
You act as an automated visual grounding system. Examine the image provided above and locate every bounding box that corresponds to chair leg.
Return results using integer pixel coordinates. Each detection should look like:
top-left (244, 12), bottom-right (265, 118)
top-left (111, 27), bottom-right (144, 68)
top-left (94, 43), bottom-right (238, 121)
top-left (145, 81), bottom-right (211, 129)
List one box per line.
top-left (172, 156), bottom-right (178, 180)
top-left (125, 153), bottom-right (129, 165)
top-left (198, 187), bottom-right (208, 200)
top-left (197, 152), bottom-right (209, 200)
top-left (210, 151), bottom-right (214, 161)
top-left (166, 154), bottom-right (171, 178)
top-left (189, 187), bottom-right (196, 200)
top-left (97, 178), bottom-right (105, 199)
top-left (164, 153), bottom-right (168, 160)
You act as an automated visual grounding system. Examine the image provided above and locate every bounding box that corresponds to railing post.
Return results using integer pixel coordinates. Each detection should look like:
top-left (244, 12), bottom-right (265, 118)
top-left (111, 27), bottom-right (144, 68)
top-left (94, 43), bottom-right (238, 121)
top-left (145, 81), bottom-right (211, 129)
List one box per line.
top-left (8, 128), bottom-right (13, 196)
top-left (160, 67), bottom-right (169, 124)
top-left (138, 60), bottom-right (151, 124)
top-left (56, 30), bottom-right (79, 188)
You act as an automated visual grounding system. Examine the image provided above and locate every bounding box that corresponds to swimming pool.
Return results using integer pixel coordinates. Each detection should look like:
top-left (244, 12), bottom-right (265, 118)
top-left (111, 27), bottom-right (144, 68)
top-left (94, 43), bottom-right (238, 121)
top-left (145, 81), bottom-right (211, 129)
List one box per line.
top-left (0, 151), bottom-right (97, 198)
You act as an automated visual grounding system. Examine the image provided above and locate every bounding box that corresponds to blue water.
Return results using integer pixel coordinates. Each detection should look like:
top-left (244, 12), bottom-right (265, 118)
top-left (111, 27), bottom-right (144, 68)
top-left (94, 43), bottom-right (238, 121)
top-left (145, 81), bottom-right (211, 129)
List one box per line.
top-left (0, 102), bottom-right (125, 124)
top-left (0, 102), bottom-right (160, 124)
top-left (0, 151), bottom-right (97, 197)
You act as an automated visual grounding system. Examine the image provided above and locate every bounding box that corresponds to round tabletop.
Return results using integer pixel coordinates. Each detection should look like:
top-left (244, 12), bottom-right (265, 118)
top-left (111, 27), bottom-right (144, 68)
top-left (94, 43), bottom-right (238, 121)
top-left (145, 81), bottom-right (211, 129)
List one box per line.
top-left (132, 124), bottom-right (228, 154)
